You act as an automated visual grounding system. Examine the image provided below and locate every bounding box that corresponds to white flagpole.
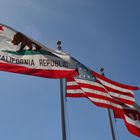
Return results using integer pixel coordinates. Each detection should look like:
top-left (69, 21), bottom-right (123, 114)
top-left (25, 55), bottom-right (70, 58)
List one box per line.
top-left (100, 68), bottom-right (116, 140)
top-left (57, 41), bottom-right (67, 140)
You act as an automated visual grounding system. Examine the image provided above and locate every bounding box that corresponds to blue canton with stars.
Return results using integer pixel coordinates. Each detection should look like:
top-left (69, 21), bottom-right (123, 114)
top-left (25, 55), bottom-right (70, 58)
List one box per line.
top-left (72, 58), bottom-right (96, 82)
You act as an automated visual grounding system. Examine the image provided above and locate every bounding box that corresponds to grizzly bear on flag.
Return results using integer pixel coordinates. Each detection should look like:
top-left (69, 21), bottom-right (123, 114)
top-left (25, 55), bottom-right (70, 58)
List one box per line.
top-left (11, 32), bottom-right (41, 52)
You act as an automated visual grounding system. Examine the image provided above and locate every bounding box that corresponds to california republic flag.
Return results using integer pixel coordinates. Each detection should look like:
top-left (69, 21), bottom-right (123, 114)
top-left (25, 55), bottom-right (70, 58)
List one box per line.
top-left (0, 24), bottom-right (78, 78)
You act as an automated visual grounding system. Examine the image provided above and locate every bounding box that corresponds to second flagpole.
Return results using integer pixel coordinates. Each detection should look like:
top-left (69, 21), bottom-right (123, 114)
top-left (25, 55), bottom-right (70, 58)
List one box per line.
top-left (100, 68), bottom-right (116, 140)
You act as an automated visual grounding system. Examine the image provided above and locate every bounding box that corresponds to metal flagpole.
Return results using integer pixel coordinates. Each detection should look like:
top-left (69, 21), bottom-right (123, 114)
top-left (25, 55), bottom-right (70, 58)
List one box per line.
top-left (60, 79), bottom-right (67, 140)
top-left (107, 109), bottom-right (116, 140)
top-left (100, 68), bottom-right (116, 140)
top-left (57, 41), bottom-right (67, 140)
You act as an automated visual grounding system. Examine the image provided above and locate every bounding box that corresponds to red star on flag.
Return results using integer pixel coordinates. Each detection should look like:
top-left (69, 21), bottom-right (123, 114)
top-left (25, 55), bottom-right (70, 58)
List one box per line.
top-left (0, 25), bottom-right (4, 31)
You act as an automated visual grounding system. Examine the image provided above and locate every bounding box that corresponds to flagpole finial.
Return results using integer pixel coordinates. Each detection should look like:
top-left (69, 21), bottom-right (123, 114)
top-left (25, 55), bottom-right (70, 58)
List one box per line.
top-left (56, 40), bottom-right (62, 51)
top-left (100, 67), bottom-right (104, 72)
top-left (100, 67), bottom-right (105, 77)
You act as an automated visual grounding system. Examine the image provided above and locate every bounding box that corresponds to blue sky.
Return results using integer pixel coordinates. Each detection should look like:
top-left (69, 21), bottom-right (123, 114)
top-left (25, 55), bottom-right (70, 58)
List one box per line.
top-left (0, 0), bottom-right (140, 140)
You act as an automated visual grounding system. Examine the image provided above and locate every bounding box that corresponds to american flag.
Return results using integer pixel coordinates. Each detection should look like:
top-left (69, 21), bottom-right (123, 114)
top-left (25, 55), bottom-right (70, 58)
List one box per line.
top-left (66, 59), bottom-right (139, 110)
top-left (66, 58), bottom-right (140, 137)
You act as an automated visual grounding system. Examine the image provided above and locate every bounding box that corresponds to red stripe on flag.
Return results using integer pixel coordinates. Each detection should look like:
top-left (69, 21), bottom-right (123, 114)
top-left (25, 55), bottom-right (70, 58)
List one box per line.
top-left (105, 86), bottom-right (134, 98)
top-left (92, 71), bottom-right (139, 90)
top-left (0, 62), bottom-right (78, 78)
top-left (0, 25), bottom-right (4, 31)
